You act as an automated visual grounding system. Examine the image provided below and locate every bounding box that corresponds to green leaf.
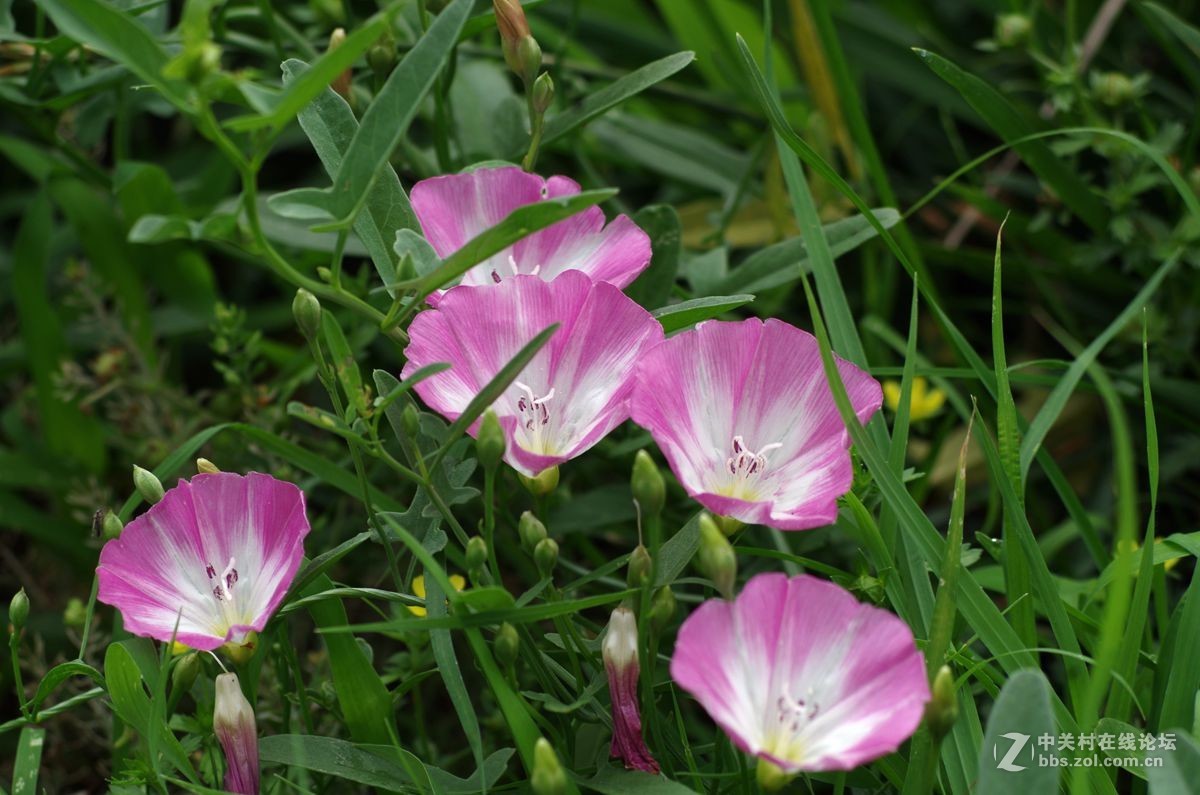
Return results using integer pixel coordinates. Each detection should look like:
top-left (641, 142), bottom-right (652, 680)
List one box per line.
top-left (281, 58), bottom-right (420, 294)
top-left (29, 661), bottom-right (103, 715)
top-left (1147, 730), bottom-right (1200, 794)
top-left (976, 670), bottom-right (1058, 795)
top-left (654, 513), bottom-right (701, 586)
top-left (1143, 3), bottom-right (1200, 60)
top-left (103, 643), bottom-right (197, 781)
top-left (913, 49), bottom-right (1106, 232)
top-left (226, 16), bottom-right (389, 131)
top-left (258, 735), bottom-right (411, 788)
top-left (34, 0), bottom-right (193, 111)
top-left (11, 191), bottom-right (106, 472)
top-left (651, 294), bottom-right (754, 333)
top-left (583, 765), bottom-right (699, 794)
top-left (625, 205), bottom-right (682, 310)
top-left (302, 573), bottom-right (395, 744)
top-left (411, 190), bottom-right (618, 296)
top-left (273, 0), bottom-right (475, 230)
top-left (538, 51), bottom-right (695, 148)
top-left (716, 209), bottom-right (900, 295)
top-left (11, 727), bottom-right (45, 795)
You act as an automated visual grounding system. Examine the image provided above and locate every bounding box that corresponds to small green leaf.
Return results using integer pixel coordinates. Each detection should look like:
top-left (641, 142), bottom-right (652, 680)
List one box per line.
top-left (11, 727), bottom-right (46, 795)
top-left (651, 294), bottom-right (754, 333)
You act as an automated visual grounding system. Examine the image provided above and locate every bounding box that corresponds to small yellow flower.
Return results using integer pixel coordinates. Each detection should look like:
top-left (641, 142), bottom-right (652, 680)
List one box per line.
top-left (408, 574), bottom-right (467, 616)
top-left (883, 377), bottom-right (946, 422)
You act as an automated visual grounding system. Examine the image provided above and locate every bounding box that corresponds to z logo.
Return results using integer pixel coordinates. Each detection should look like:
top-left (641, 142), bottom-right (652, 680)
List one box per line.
top-left (993, 732), bottom-right (1031, 772)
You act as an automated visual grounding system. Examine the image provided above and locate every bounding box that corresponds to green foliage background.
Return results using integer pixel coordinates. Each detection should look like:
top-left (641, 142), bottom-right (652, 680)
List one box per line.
top-left (1, 0), bottom-right (1199, 792)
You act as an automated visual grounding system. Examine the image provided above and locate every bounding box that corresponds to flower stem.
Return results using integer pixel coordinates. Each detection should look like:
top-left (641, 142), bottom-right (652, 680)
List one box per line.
top-left (522, 101), bottom-right (546, 173)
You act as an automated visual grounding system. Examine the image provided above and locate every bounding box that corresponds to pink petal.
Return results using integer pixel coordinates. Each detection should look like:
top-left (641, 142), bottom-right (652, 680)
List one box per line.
top-left (630, 319), bottom-right (882, 531)
top-left (670, 574), bottom-right (929, 773)
top-left (97, 472), bottom-right (309, 651)
top-left (402, 272), bottom-right (662, 476)
top-left (409, 166), bottom-right (651, 291)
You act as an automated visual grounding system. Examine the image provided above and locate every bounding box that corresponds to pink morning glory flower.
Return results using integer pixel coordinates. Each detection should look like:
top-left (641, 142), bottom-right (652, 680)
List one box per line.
top-left (97, 472), bottom-right (310, 652)
top-left (603, 606), bottom-right (660, 774)
top-left (402, 271), bottom-right (663, 477)
top-left (410, 166), bottom-right (651, 294)
top-left (670, 573), bottom-right (929, 777)
top-left (629, 318), bottom-right (882, 530)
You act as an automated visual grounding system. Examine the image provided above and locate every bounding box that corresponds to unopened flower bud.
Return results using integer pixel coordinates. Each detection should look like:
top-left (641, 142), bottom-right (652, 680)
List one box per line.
top-left (925, 665), bottom-right (958, 740)
top-left (477, 410), bottom-right (506, 471)
top-left (531, 737), bottom-right (567, 795)
top-left (532, 72), bottom-right (554, 114)
top-left (519, 465), bottom-right (558, 496)
top-left (133, 465), bottom-right (165, 505)
top-left (466, 536), bottom-right (489, 570)
top-left (328, 28), bottom-right (352, 101)
top-left (627, 544), bottom-right (652, 588)
top-left (495, 0), bottom-right (540, 85)
top-left (172, 652), bottom-right (200, 695)
top-left (994, 13), bottom-right (1031, 47)
top-left (102, 511), bottom-right (124, 540)
top-left (63, 597), bottom-right (86, 630)
top-left (647, 586), bottom-right (675, 634)
top-left (292, 288), bottom-right (322, 341)
top-left (697, 514), bottom-right (736, 599)
top-left (214, 672), bottom-right (259, 795)
top-left (630, 450), bottom-right (665, 517)
top-left (401, 403), bottom-right (421, 440)
top-left (367, 39), bottom-right (397, 78)
top-left (603, 607), bottom-right (660, 773)
top-left (534, 537), bottom-right (558, 578)
top-left (518, 511), bottom-right (547, 552)
top-left (196, 457), bottom-right (220, 474)
top-left (9, 589), bottom-right (29, 632)
top-left (1092, 71), bottom-right (1137, 106)
top-left (495, 622), bottom-right (519, 666)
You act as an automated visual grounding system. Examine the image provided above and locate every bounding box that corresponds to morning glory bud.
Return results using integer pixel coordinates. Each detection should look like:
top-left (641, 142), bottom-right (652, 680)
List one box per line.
top-left (401, 403), bottom-right (421, 440)
top-left (530, 737), bottom-right (567, 795)
top-left (495, 622), bottom-right (519, 666)
top-left (133, 465), bottom-right (165, 505)
top-left (477, 410), bottom-right (506, 472)
top-left (495, 0), bottom-right (540, 86)
top-left (466, 536), bottom-right (489, 570)
top-left (8, 589), bottom-right (29, 632)
top-left (196, 457), bottom-right (220, 474)
top-left (925, 665), bottom-right (959, 741)
top-left (213, 672), bottom-right (260, 794)
top-left (292, 288), bottom-right (322, 342)
top-left (627, 544), bottom-right (652, 588)
top-left (102, 510), bottom-right (124, 540)
top-left (328, 28), bottom-right (352, 101)
top-left (1092, 71), bottom-right (1138, 107)
top-left (534, 537), bottom-right (559, 578)
top-left (994, 13), bottom-right (1031, 47)
top-left (63, 597), bottom-right (86, 630)
top-left (647, 586), bottom-right (675, 634)
top-left (630, 450), bottom-right (665, 517)
top-left (367, 38), bottom-right (397, 78)
top-left (519, 465), bottom-right (559, 496)
top-left (518, 511), bottom-right (547, 552)
top-left (531, 72), bottom-right (554, 114)
top-left (171, 652), bottom-right (200, 696)
top-left (696, 514), bottom-right (736, 599)
top-left (603, 607), bottom-right (660, 773)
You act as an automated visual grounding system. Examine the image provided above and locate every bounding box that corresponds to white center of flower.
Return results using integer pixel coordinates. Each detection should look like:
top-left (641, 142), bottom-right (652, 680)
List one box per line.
top-left (205, 556), bottom-right (247, 635)
top-left (765, 687), bottom-right (821, 762)
top-left (715, 436), bottom-right (782, 501)
top-left (490, 254), bottom-right (542, 284)
top-left (514, 381), bottom-right (558, 453)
